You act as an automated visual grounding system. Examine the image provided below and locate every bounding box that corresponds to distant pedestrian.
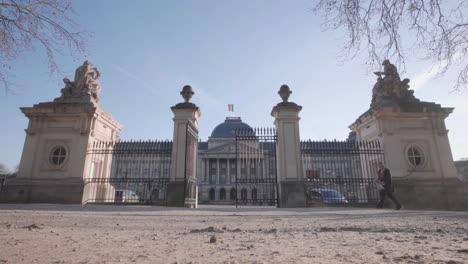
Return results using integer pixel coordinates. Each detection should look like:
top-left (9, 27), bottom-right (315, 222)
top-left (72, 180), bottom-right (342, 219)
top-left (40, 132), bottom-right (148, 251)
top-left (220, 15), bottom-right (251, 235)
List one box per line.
top-left (376, 162), bottom-right (402, 210)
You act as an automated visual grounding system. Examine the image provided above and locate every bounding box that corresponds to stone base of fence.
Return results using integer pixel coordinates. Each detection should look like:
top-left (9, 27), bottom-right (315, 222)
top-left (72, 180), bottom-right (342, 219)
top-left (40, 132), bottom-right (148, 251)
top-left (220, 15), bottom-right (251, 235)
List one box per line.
top-left (279, 181), bottom-right (307, 208)
top-left (0, 178), bottom-right (84, 204)
top-left (166, 181), bottom-right (185, 207)
top-left (393, 178), bottom-right (468, 211)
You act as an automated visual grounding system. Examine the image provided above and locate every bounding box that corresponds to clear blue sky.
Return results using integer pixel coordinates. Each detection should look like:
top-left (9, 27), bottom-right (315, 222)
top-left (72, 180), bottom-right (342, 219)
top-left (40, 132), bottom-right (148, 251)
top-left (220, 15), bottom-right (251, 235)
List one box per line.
top-left (0, 0), bottom-right (467, 171)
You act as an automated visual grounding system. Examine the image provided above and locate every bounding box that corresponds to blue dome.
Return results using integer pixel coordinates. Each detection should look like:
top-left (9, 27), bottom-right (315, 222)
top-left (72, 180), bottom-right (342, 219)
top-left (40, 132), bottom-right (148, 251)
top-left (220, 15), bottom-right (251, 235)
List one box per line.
top-left (210, 117), bottom-right (253, 139)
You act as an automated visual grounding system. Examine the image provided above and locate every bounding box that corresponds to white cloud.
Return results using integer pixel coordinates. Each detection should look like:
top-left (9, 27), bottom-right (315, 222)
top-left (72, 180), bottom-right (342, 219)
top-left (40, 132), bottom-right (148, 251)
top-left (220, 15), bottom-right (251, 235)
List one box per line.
top-left (410, 67), bottom-right (440, 91)
top-left (409, 52), bottom-right (463, 91)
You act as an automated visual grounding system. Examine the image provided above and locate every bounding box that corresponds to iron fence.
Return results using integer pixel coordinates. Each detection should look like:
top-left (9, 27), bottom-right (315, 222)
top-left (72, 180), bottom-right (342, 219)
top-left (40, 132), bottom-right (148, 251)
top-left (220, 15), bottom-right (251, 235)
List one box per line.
top-left (235, 128), bottom-right (278, 207)
top-left (83, 177), bottom-right (169, 205)
top-left (83, 140), bottom-right (172, 205)
top-left (304, 177), bottom-right (381, 205)
top-left (301, 140), bottom-right (384, 205)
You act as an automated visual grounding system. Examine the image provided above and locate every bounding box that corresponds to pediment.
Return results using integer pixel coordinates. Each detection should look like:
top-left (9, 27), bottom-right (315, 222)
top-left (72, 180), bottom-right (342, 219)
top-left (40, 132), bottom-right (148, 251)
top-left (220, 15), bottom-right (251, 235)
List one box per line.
top-left (201, 141), bottom-right (262, 155)
top-left (203, 141), bottom-right (236, 154)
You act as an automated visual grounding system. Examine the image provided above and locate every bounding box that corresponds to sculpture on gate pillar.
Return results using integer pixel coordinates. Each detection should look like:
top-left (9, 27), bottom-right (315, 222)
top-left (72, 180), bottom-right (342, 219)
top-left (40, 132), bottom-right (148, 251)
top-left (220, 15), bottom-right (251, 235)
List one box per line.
top-left (181, 85), bottom-right (194, 102)
top-left (54, 60), bottom-right (102, 104)
top-left (275, 84), bottom-right (302, 110)
top-left (173, 85), bottom-right (198, 109)
top-left (370, 60), bottom-right (420, 108)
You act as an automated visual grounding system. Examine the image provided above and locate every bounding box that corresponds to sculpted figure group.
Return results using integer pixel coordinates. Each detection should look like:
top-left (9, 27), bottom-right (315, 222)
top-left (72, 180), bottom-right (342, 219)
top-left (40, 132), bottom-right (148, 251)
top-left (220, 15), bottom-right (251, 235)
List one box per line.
top-left (371, 60), bottom-right (417, 108)
top-left (55, 60), bottom-right (101, 104)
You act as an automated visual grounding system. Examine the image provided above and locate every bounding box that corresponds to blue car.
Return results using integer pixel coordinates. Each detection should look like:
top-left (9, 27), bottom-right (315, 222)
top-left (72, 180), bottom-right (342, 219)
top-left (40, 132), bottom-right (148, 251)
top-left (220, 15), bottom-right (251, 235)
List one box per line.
top-left (309, 188), bottom-right (348, 203)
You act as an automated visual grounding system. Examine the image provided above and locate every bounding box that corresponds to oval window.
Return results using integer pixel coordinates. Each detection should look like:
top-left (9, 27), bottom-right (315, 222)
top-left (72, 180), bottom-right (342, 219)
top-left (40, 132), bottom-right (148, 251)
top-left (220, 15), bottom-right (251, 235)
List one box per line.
top-left (50, 146), bottom-right (67, 166)
top-left (407, 146), bottom-right (424, 167)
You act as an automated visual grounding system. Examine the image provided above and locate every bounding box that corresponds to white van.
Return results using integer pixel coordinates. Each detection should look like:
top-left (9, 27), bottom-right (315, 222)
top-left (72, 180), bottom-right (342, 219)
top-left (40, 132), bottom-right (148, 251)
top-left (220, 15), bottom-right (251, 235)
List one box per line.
top-left (114, 190), bottom-right (139, 203)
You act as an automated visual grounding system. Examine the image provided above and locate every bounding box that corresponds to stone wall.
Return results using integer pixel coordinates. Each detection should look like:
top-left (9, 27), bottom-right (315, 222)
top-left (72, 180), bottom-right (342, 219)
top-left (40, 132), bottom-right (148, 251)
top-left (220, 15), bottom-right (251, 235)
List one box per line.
top-left (0, 178), bottom-right (84, 204)
top-left (393, 178), bottom-right (468, 211)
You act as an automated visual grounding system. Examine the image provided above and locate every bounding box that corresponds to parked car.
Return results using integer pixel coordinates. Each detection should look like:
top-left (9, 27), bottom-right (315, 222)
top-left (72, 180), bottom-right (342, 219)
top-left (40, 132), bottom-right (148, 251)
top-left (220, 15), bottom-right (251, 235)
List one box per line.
top-left (309, 188), bottom-right (348, 203)
top-left (114, 190), bottom-right (139, 203)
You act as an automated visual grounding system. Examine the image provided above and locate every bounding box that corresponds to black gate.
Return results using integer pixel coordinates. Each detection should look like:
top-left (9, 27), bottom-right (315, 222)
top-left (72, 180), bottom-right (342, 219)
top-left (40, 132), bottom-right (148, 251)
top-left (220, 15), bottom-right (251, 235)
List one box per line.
top-left (301, 140), bottom-right (385, 205)
top-left (235, 128), bottom-right (278, 207)
top-left (83, 140), bottom-right (172, 205)
top-left (184, 121), bottom-right (199, 207)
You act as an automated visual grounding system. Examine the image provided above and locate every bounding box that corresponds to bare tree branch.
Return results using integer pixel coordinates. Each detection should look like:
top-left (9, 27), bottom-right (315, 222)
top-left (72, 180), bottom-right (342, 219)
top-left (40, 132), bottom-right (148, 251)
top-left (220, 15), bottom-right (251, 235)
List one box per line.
top-left (314, 0), bottom-right (468, 90)
top-left (0, 0), bottom-right (87, 93)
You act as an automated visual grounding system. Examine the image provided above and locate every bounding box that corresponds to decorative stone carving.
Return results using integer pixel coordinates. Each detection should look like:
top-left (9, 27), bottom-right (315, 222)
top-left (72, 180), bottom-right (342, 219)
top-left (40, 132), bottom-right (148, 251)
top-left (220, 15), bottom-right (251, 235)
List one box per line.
top-left (370, 60), bottom-right (419, 108)
top-left (54, 60), bottom-right (101, 104)
top-left (172, 85), bottom-right (199, 109)
top-left (181, 85), bottom-right (194, 103)
top-left (279, 84), bottom-right (292, 103)
top-left (274, 84), bottom-right (302, 109)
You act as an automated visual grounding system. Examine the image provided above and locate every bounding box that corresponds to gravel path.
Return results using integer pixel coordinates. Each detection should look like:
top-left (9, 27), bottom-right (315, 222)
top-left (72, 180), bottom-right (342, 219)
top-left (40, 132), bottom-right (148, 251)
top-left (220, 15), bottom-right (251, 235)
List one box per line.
top-left (0, 204), bottom-right (467, 263)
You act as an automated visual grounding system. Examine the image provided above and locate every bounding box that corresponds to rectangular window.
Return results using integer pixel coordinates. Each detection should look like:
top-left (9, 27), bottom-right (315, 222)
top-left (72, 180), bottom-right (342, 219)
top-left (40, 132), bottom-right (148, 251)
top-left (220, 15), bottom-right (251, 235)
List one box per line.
top-left (89, 162), bottom-right (95, 179)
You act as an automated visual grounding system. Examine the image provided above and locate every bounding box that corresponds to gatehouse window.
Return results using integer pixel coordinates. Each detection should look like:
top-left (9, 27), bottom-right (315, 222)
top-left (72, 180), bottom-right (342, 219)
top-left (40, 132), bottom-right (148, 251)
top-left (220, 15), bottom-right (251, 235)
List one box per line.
top-left (220, 188), bottom-right (226, 200)
top-left (209, 188), bottom-right (215, 201)
top-left (241, 188), bottom-right (247, 200)
top-left (230, 188), bottom-right (236, 200)
top-left (251, 188), bottom-right (257, 201)
top-left (49, 145), bottom-right (67, 167)
top-left (407, 146), bottom-right (424, 168)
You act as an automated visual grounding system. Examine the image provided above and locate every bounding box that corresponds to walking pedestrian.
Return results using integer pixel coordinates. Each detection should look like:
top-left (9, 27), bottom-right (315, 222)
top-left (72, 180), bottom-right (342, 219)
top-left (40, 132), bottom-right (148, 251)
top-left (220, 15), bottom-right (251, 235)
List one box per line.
top-left (376, 162), bottom-right (402, 210)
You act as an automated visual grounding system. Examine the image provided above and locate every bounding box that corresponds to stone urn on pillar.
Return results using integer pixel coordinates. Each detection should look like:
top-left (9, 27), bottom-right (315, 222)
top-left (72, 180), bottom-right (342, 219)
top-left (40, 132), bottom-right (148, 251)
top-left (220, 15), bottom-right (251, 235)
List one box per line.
top-left (271, 85), bottom-right (307, 207)
top-left (167, 85), bottom-right (201, 207)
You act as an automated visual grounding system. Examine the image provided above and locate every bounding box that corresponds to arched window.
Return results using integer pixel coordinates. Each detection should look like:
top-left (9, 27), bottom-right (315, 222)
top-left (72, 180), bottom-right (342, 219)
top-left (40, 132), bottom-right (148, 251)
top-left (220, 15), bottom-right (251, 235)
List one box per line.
top-left (230, 188), bottom-right (236, 200)
top-left (220, 188), bottom-right (226, 200)
top-left (251, 188), bottom-right (257, 201)
top-left (241, 188), bottom-right (247, 200)
top-left (151, 189), bottom-right (160, 201)
top-left (209, 188), bottom-right (215, 201)
top-left (407, 146), bottom-right (424, 167)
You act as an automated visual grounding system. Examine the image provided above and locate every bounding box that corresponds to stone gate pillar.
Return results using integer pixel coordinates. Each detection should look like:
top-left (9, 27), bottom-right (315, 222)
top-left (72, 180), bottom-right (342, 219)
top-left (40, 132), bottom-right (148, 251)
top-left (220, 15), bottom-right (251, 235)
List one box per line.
top-left (350, 60), bottom-right (463, 210)
top-left (167, 85), bottom-right (201, 207)
top-left (271, 85), bottom-right (307, 207)
top-left (0, 61), bottom-right (122, 204)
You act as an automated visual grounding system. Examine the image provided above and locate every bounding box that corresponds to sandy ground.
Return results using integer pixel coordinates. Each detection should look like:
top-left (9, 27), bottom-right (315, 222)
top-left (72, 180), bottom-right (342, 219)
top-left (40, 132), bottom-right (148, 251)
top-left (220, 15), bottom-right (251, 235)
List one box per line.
top-left (0, 204), bottom-right (467, 264)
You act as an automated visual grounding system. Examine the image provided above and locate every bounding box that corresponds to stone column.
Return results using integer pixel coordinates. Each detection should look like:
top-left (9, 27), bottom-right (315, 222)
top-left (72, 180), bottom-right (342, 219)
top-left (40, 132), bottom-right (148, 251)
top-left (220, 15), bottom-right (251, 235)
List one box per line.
top-left (167, 85), bottom-right (201, 207)
top-left (271, 85), bottom-right (307, 207)
top-left (206, 159), bottom-right (210, 183)
top-left (216, 159), bottom-right (220, 184)
top-left (227, 159), bottom-right (231, 184)
top-left (201, 158), bottom-right (206, 183)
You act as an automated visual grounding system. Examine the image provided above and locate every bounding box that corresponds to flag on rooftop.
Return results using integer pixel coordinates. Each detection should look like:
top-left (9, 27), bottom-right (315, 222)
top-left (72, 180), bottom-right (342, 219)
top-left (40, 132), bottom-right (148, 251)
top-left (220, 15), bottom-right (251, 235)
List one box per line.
top-left (228, 104), bottom-right (234, 112)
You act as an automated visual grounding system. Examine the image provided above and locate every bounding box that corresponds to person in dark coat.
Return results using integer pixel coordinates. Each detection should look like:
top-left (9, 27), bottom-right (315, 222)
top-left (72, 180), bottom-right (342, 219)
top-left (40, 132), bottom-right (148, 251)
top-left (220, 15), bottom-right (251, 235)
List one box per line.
top-left (376, 162), bottom-right (402, 210)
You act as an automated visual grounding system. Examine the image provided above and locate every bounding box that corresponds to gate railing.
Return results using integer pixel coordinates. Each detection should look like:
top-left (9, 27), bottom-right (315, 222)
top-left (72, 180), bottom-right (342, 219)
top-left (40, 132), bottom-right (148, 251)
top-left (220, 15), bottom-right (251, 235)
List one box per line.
top-left (83, 140), bottom-right (172, 205)
top-left (304, 177), bottom-right (381, 204)
top-left (184, 121), bottom-right (199, 208)
top-left (235, 127), bottom-right (278, 207)
top-left (0, 173), bottom-right (15, 195)
top-left (301, 140), bottom-right (384, 205)
top-left (83, 177), bottom-right (169, 205)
